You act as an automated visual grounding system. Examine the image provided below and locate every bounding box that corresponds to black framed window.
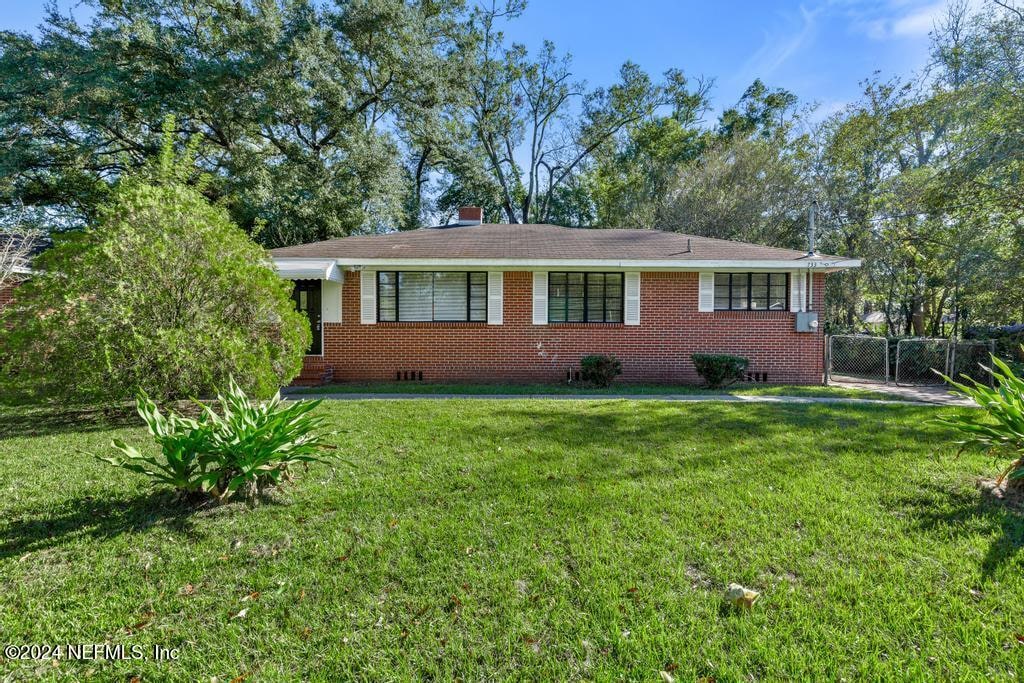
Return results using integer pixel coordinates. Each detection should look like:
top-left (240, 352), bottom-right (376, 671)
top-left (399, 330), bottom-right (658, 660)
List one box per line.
top-left (377, 271), bottom-right (487, 322)
top-left (548, 272), bottom-right (623, 323)
top-left (714, 272), bottom-right (789, 311)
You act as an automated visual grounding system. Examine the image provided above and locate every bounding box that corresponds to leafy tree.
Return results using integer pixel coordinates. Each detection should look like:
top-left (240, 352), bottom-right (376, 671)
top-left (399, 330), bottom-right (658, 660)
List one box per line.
top-left (653, 132), bottom-right (812, 248)
top-left (0, 119), bottom-right (309, 404)
top-left (927, 2), bottom-right (1024, 325)
top-left (586, 79), bottom-right (794, 232)
top-left (814, 1), bottom-right (1024, 335)
top-left (454, 1), bottom-right (704, 224)
top-left (0, 0), bottom-right (468, 245)
top-left (718, 79), bottom-right (799, 140)
top-left (813, 77), bottom-right (916, 333)
top-left (588, 97), bottom-right (709, 228)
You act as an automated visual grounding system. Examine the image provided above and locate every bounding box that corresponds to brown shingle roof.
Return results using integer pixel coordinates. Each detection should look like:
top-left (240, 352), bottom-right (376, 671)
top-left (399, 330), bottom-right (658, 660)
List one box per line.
top-left (270, 223), bottom-right (840, 262)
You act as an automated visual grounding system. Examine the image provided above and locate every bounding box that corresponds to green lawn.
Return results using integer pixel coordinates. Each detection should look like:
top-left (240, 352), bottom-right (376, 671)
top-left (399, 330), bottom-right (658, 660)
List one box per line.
top-left (1, 400), bottom-right (1021, 680)
top-left (290, 381), bottom-right (909, 400)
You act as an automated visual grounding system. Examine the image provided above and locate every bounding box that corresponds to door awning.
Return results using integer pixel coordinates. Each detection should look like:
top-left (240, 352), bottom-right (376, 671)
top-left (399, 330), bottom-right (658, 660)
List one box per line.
top-left (273, 258), bottom-right (342, 282)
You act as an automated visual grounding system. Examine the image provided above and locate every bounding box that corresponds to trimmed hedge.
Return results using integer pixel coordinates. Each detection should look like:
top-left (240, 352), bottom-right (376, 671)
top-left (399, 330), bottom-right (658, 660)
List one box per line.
top-left (692, 353), bottom-right (749, 388)
top-left (580, 354), bottom-right (623, 388)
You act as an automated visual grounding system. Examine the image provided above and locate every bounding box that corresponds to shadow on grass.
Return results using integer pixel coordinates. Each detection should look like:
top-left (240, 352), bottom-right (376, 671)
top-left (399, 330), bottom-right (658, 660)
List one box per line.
top-left (464, 400), bottom-right (913, 454)
top-left (440, 401), bottom-right (956, 520)
top-left (896, 482), bottom-right (1024, 579)
top-left (455, 402), bottom-right (823, 501)
top-left (0, 490), bottom-right (211, 560)
top-left (0, 403), bottom-right (140, 439)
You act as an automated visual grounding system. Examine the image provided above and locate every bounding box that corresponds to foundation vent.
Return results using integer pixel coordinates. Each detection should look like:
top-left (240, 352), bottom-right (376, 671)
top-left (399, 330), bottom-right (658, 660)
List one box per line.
top-left (396, 370), bottom-right (424, 381)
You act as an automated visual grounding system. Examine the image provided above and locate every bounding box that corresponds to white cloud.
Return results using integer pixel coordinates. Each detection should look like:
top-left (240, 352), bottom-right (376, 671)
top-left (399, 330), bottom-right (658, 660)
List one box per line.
top-left (891, 2), bottom-right (946, 35)
top-left (843, 0), bottom-right (984, 41)
top-left (741, 4), bottom-right (822, 77)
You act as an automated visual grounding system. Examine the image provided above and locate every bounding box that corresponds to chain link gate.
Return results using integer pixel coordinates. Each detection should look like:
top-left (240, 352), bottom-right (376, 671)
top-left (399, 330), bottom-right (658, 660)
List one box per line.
top-left (826, 335), bottom-right (889, 384)
top-left (949, 339), bottom-right (996, 386)
top-left (827, 336), bottom-right (996, 387)
top-left (894, 338), bottom-right (949, 386)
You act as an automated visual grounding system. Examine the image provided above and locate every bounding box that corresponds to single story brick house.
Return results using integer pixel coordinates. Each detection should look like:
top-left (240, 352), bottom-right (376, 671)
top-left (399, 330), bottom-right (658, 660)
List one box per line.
top-left (271, 208), bottom-right (859, 385)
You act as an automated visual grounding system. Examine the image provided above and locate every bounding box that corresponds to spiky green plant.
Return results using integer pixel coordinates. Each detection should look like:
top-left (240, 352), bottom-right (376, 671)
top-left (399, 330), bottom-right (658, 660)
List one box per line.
top-left (98, 395), bottom-right (214, 495)
top-left (198, 379), bottom-right (337, 500)
top-left (98, 380), bottom-right (336, 501)
top-left (935, 347), bottom-right (1024, 489)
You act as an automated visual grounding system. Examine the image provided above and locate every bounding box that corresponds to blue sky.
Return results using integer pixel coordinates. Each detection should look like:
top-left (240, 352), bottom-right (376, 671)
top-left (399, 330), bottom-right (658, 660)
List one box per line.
top-left (5, 0), bottom-right (965, 120)
top-left (501, 0), bottom-right (968, 121)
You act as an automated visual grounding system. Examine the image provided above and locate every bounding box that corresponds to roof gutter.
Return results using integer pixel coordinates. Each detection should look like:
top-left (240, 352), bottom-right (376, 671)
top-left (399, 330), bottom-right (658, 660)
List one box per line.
top-left (273, 257), bottom-right (861, 272)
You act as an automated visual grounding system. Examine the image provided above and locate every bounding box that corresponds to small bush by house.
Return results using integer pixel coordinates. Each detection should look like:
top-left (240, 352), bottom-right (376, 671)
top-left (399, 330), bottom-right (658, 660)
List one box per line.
top-left (580, 354), bottom-right (623, 387)
top-left (692, 353), bottom-right (749, 388)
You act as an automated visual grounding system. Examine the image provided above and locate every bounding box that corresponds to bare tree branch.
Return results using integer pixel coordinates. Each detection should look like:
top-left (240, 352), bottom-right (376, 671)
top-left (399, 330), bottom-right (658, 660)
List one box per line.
top-left (0, 229), bottom-right (40, 290)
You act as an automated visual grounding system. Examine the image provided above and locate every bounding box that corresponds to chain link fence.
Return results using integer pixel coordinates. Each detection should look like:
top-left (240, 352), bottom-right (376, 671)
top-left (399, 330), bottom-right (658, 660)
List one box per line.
top-left (949, 339), bottom-right (996, 386)
top-left (826, 335), bottom-right (889, 384)
top-left (894, 338), bottom-right (949, 386)
top-left (826, 335), bottom-right (997, 387)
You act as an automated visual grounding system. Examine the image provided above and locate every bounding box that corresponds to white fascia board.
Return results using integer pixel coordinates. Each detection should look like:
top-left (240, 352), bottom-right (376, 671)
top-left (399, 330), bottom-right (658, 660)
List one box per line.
top-left (329, 257), bottom-right (861, 272)
top-left (273, 258), bottom-right (342, 281)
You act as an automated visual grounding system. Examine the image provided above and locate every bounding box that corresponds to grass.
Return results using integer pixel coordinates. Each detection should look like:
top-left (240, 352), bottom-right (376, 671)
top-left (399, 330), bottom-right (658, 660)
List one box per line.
top-left (289, 381), bottom-right (909, 400)
top-left (0, 399), bottom-right (1021, 680)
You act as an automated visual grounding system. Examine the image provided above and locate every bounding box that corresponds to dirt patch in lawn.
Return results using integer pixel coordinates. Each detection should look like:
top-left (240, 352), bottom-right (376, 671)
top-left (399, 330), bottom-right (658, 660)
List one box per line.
top-left (978, 478), bottom-right (1024, 511)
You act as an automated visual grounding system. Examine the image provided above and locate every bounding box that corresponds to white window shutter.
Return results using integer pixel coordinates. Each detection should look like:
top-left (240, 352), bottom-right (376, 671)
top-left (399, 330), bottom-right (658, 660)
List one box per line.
top-left (360, 270), bottom-right (376, 324)
top-left (698, 272), bottom-right (715, 312)
top-left (790, 271), bottom-right (805, 312)
top-left (624, 272), bottom-right (641, 325)
top-left (532, 272), bottom-right (548, 325)
top-left (322, 277), bottom-right (342, 323)
top-left (487, 271), bottom-right (503, 325)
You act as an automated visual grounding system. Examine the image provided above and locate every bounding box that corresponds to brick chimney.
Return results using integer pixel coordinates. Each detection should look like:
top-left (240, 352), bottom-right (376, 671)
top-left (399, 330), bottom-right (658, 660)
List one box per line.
top-left (456, 206), bottom-right (483, 226)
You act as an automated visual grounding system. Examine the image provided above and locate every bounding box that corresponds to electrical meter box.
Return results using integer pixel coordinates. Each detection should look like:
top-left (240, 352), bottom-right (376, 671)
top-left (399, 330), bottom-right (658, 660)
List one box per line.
top-left (796, 312), bottom-right (819, 333)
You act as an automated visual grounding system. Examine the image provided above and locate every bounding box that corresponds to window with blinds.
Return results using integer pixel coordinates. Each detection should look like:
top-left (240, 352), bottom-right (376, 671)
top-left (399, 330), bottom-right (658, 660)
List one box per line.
top-left (377, 272), bottom-right (487, 322)
top-left (548, 272), bottom-right (624, 323)
top-left (714, 273), bottom-right (789, 311)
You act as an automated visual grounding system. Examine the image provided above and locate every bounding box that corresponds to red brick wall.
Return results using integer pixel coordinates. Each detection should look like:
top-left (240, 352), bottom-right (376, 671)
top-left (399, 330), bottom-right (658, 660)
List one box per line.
top-left (0, 283), bottom-right (16, 310)
top-left (316, 271), bottom-right (827, 385)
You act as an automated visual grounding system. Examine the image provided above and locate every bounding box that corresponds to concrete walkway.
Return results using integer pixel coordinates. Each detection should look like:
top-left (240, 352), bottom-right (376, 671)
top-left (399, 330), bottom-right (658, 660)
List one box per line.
top-left (826, 380), bottom-right (974, 406)
top-left (284, 389), bottom-right (972, 407)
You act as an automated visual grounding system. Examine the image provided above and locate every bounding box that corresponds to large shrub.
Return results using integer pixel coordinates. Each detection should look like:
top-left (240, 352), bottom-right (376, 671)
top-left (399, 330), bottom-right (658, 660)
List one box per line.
top-left (0, 127), bottom-right (309, 404)
top-left (692, 353), bottom-right (749, 388)
top-left (580, 354), bottom-right (623, 388)
top-left (98, 380), bottom-right (336, 501)
top-left (935, 349), bottom-right (1024, 489)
